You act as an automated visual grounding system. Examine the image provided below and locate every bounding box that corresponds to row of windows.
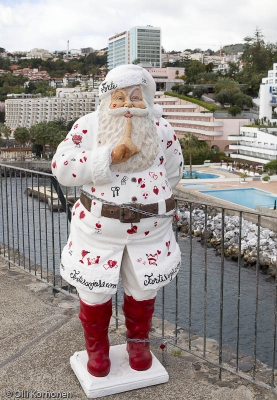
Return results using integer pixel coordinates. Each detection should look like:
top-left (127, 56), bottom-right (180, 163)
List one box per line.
top-left (137, 29), bottom-right (160, 34)
top-left (137, 33), bottom-right (160, 37)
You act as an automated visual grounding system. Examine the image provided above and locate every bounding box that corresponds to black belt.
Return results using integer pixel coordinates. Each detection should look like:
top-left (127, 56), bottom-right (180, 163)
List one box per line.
top-left (80, 193), bottom-right (175, 223)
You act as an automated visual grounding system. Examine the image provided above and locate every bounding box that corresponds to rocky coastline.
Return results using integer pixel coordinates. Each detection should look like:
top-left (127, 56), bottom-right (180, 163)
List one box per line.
top-left (177, 201), bottom-right (277, 278)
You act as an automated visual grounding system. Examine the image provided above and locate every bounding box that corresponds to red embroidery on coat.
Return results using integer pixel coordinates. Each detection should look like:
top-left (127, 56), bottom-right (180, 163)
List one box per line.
top-left (81, 250), bottom-right (90, 258)
top-left (72, 134), bottom-right (83, 146)
top-left (79, 211), bottom-right (86, 219)
top-left (103, 260), bottom-right (118, 270)
top-left (149, 172), bottom-right (158, 180)
top-left (146, 253), bottom-right (159, 266)
top-left (138, 178), bottom-right (145, 188)
top-left (142, 192), bottom-right (149, 199)
top-left (127, 224), bottom-right (138, 234)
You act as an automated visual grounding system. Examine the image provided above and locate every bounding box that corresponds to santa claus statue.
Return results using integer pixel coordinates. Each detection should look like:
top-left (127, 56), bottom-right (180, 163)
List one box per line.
top-left (52, 64), bottom-right (183, 378)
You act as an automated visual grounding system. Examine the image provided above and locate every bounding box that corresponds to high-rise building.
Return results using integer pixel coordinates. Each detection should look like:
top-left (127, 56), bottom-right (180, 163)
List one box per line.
top-left (107, 26), bottom-right (161, 70)
top-left (107, 31), bottom-right (130, 70)
top-left (129, 26), bottom-right (161, 67)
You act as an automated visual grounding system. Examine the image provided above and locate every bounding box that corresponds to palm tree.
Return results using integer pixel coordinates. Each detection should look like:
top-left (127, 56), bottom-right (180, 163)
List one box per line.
top-left (13, 127), bottom-right (31, 160)
top-left (180, 133), bottom-right (199, 178)
top-left (0, 123), bottom-right (11, 144)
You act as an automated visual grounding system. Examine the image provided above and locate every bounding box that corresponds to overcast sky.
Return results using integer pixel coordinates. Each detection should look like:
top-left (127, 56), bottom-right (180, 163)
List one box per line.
top-left (0, 0), bottom-right (276, 53)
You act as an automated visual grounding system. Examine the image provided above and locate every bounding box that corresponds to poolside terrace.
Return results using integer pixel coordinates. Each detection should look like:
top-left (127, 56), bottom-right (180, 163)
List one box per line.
top-left (178, 165), bottom-right (277, 196)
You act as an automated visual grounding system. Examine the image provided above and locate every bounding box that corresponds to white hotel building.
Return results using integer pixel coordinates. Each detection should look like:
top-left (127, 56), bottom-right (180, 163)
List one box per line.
top-left (229, 63), bottom-right (277, 164)
top-left (5, 89), bottom-right (99, 131)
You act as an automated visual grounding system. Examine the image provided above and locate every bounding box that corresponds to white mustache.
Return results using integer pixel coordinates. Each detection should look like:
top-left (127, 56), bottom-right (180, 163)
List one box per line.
top-left (107, 107), bottom-right (149, 117)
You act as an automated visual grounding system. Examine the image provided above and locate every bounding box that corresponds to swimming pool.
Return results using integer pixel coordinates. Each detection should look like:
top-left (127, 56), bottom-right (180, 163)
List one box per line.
top-left (183, 170), bottom-right (220, 179)
top-left (200, 188), bottom-right (277, 210)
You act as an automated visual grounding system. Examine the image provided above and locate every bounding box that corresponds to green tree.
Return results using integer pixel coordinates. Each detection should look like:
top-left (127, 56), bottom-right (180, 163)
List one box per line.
top-left (13, 127), bottom-right (30, 146)
top-left (239, 29), bottom-right (277, 96)
top-left (32, 143), bottom-right (43, 158)
top-left (214, 90), bottom-right (234, 106)
top-left (263, 160), bottom-right (277, 175)
top-left (30, 122), bottom-right (51, 157)
top-left (233, 92), bottom-right (253, 109)
top-left (226, 61), bottom-right (240, 78)
top-left (179, 84), bottom-right (193, 95)
top-left (214, 77), bottom-right (239, 94)
top-left (228, 106), bottom-right (242, 116)
top-left (180, 133), bottom-right (200, 178)
top-left (192, 86), bottom-right (207, 99)
top-left (185, 61), bottom-right (206, 84)
top-left (0, 123), bottom-right (10, 142)
top-left (205, 62), bottom-right (214, 73)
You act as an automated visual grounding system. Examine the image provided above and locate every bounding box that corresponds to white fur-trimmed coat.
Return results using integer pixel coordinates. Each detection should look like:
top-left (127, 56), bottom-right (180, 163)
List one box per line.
top-left (52, 110), bottom-right (184, 294)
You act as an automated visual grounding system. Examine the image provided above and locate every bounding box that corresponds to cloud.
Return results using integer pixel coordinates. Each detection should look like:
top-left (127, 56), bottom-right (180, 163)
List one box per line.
top-left (0, 0), bottom-right (276, 53)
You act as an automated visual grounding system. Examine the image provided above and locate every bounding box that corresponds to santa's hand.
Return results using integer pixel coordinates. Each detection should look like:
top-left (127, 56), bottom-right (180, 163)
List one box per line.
top-left (111, 137), bottom-right (140, 164)
top-left (111, 118), bottom-right (140, 164)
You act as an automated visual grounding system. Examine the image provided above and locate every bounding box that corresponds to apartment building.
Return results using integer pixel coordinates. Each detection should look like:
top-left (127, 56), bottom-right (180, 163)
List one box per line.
top-left (228, 63), bottom-right (277, 164)
top-left (259, 63), bottom-right (277, 121)
top-left (5, 89), bottom-right (99, 130)
top-left (229, 126), bottom-right (277, 164)
top-left (107, 25), bottom-right (161, 70)
top-left (107, 31), bottom-right (130, 69)
top-left (155, 93), bottom-right (249, 153)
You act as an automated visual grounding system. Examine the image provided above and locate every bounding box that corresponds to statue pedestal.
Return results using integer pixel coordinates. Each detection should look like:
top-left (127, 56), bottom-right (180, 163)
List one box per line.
top-left (70, 344), bottom-right (169, 398)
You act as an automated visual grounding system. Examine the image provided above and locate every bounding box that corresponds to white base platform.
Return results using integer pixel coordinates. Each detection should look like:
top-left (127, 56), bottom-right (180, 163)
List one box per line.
top-left (70, 344), bottom-right (169, 398)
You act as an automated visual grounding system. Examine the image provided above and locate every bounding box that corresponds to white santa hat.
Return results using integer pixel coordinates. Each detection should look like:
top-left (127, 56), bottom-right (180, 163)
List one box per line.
top-left (99, 64), bottom-right (156, 106)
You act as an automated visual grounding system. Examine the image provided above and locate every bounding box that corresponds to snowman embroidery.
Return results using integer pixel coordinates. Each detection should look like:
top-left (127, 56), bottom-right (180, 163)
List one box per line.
top-left (95, 221), bottom-right (102, 234)
top-left (72, 134), bottom-right (83, 147)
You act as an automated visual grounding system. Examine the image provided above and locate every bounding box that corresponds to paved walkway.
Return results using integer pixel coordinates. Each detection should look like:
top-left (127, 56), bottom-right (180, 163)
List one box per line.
top-left (0, 258), bottom-right (276, 400)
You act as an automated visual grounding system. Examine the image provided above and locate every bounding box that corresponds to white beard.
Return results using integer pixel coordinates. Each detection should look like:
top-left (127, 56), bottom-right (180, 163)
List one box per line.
top-left (97, 97), bottom-right (160, 173)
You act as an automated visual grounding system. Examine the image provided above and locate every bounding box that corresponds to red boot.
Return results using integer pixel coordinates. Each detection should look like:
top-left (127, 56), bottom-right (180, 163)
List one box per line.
top-left (79, 298), bottom-right (112, 377)
top-left (122, 293), bottom-right (155, 371)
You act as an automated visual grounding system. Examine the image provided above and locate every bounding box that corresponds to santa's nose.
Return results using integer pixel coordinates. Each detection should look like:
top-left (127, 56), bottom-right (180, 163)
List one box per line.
top-left (124, 96), bottom-right (133, 107)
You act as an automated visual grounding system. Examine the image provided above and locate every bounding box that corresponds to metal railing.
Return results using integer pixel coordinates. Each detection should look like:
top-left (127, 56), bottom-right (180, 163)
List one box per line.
top-left (0, 163), bottom-right (277, 394)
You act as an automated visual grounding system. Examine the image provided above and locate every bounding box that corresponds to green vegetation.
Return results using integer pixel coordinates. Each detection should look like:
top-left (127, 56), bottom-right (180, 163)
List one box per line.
top-left (263, 160), bottom-right (277, 175)
top-left (13, 127), bottom-right (30, 145)
top-left (213, 77), bottom-right (254, 110)
top-left (171, 349), bottom-right (182, 356)
top-left (0, 50), bottom-right (107, 100)
top-left (164, 91), bottom-right (218, 111)
top-left (2, 119), bottom-right (77, 158)
top-left (180, 133), bottom-right (218, 174)
top-left (262, 175), bottom-right (270, 181)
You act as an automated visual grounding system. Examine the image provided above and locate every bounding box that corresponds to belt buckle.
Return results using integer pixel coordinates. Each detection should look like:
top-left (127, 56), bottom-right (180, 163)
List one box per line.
top-left (120, 204), bottom-right (141, 223)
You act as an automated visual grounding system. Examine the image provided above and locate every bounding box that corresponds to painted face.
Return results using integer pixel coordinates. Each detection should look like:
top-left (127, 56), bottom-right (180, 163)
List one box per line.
top-left (109, 86), bottom-right (146, 109)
